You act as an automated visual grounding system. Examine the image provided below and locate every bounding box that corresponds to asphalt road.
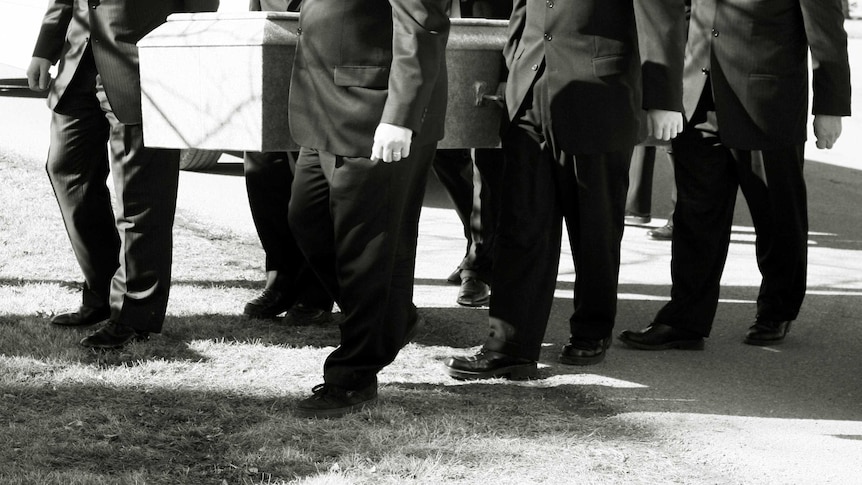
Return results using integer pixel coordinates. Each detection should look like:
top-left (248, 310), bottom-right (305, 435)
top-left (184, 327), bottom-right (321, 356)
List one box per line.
top-left (2, 30), bottom-right (862, 483)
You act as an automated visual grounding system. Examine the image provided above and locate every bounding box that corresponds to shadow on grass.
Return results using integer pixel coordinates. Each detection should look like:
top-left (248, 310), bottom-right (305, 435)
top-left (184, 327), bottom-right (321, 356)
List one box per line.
top-left (0, 377), bottom-right (630, 484)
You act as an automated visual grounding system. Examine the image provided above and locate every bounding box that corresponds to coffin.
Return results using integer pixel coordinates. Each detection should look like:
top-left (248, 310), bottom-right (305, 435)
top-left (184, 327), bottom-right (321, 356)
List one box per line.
top-left (138, 12), bottom-right (507, 152)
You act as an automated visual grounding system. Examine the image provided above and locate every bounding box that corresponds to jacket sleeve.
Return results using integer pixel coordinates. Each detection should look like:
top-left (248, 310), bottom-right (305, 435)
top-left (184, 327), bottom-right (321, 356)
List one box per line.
top-left (380, 0), bottom-right (451, 132)
top-left (183, 0), bottom-right (220, 12)
top-left (801, 0), bottom-right (851, 116)
top-left (31, 0), bottom-right (73, 63)
top-left (502, 0), bottom-right (526, 71)
top-left (634, 0), bottom-right (687, 112)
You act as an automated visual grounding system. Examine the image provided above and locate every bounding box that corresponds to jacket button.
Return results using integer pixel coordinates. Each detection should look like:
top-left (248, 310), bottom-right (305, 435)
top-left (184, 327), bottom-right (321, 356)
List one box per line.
top-left (712, 29), bottom-right (719, 37)
top-left (544, 33), bottom-right (552, 41)
top-left (701, 67), bottom-right (709, 74)
top-left (531, 64), bottom-right (538, 71)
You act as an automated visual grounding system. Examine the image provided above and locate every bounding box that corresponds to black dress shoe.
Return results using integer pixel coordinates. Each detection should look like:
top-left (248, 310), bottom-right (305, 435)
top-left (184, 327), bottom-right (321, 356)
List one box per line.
top-left (444, 348), bottom-right (537, 380)
top-left (456, 277), bottom-right (490, 307)
top-left (50, 305), bottom-right (110, 327)
top-left (446, 267), bottom-right (462, 285)
top-left (618, 323), bottom-right (704, 350)
top-left (744, 320), bottom-right (791, 346)
top-left (295, 381), bottom-right (378, 418)
top-left (647, 223), bottom-right (673, 240)
top-left (283, 302), bottom-right (333, 326)
top-left (625, 211), bottom-right (651, 225)
top-left (559, 337), bottom-right (612, 365)
top-left (80, 321), bottom-right (149, 349)
top-left (243, 288), bottom-right (292, 319)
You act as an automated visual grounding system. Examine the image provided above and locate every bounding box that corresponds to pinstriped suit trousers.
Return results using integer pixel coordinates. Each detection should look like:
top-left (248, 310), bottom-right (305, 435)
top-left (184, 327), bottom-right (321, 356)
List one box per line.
top-left (46, 46), bottom-right (180, 333)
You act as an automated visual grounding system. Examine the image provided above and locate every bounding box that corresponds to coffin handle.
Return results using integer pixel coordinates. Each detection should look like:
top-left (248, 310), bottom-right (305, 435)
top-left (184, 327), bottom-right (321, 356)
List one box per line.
top-left (474, 81), bottom-right (504, 107)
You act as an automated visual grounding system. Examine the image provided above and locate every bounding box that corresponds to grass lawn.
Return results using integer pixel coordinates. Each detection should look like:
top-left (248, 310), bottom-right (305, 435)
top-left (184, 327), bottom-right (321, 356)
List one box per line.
top-left (0, 148), bottom-right (765, 485)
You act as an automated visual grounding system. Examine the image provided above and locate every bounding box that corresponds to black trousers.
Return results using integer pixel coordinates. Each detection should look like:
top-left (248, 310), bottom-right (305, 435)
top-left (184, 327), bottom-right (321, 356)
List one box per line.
top-left (653, 89), bottom-right (808, 335)
top-left (288, 142), bottom-right (436, 389)
top-left (243, 151), bottom-right (333, 310)
top-left (485, 105), bottom-right (631, 361)
top-left (47, 47), bottom-right (178, 333)
top-left (626, 145), bottom-right (656, 217)
top-left (626, 145), bottom-right (677, 221)
top-left (431, 148), bottom-right (502, 283)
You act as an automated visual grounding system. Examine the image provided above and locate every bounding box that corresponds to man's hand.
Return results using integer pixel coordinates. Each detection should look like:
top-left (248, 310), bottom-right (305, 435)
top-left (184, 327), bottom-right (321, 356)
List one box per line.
top-left (27, 57), bottom-right (53, 92)
top-left (814, 115), bottom-right (842, 149)
top-left (371, 123), bottom-right (413, 163)
top-left (646, 109), bottom-right (684, 142)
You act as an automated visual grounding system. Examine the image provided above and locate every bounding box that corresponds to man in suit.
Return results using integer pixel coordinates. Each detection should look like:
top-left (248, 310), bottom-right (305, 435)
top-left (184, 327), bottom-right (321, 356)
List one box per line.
top-left (27, 0), bottom-right (219, 349)
top-left (433, 148), bottom-right (499, 307)
top-left (625, 0), bottom-right (692, 240)
top-left (444, 0), bottom-right (687, 379)
top-left (286, 0), bottom-right (450, 417)
top-left (242, 0), bottom-right (334, 324)
top-left (625, 144), bottom-right (678, 241)
top-left (618, 0), bottom-right (851, 350)
top-left (433, 0), bottom-right (510, 308)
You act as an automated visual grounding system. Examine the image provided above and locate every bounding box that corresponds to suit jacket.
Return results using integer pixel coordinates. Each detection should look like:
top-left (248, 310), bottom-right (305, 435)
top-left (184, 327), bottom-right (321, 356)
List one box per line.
top-left (288, 0), bottom-right (450, 157)
top-left (32, 0), bottom-right (219, 125)
top-left (503, 0), bottom-right (686, 155)
top-left (251, 0), bottom-right (301, 11)
top-left (684, 0), bottom-right (851, 150)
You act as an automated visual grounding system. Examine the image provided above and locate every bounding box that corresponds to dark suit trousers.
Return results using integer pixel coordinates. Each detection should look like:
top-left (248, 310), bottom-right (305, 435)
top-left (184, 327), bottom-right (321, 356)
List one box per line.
top-left (626, 145), bottom-right (656, 217)
top-left (288, 142), bottom-right (436, 389)
top-left (485, 77), bottom-right (631, 360)
top-left (243, 151), bottom-right (333, 310)
top-left (431, 148), bottom-right (502, 283)
top-left (46, 47), bottom-right (179, 333)
top-left (654, 89), bottom-right (808, 335)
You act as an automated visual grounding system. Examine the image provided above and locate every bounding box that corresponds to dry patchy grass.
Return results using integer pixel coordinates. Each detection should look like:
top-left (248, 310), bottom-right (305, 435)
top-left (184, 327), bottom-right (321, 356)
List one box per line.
top-left (0, 150), bottom-right (726, 484)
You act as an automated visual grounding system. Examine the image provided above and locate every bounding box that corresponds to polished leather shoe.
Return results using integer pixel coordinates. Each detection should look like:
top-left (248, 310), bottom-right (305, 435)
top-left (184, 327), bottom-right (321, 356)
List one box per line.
top-left (243, 288), bottom-right (292, 319)
top-left (647, 223), bottom-right (673, 240)
top-left (457, 277), bottom-right (490, 307)
top-left (446, 267), bottom-right (462, 285)
top-left (444, 348), bottom-right (537, 380)
top-left (625, 211), bottom-right (651, 225)
top-left (744, 320), bottom-right (791, 346)
top-left (283, 302), bottom-right (333, 326)
top-left (80, 321), bottom-right (149, 349)
top-left (50, 305), bottom-right (110, 327)
top-left (559, 337), bottom-right (612, 365)
top-left (618, 323), bottom-right (704, 350)
top-left (295, 381), bottom-right (378, 419)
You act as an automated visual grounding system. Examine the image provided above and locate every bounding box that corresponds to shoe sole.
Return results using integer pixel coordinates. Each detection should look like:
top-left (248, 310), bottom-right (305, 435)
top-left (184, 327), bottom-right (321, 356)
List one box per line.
top-left (617, 335), bottom-right (705, 351)
top-left (743, 322), bottom-right (791, 346)
top-left (243, 302), bottom-right (293, 319)
top-left (50, 309), bottom-right (111, 327)
top-left (51, 318), bottom-right (107, 327)
top-left (559, 352), bottom-right (606, 366)
top-left (443, 362), bottom-right (538, 381)
top-left (294, 396), bottom-right (378, 419)
top-left (456, 296), bottom-right (490, 308)
top-left (80, 333), bottom-right (149, 350)
top-left (743, 337), bottom-right (785, 346)
top-left (243, 309), bottom-right (291, 319)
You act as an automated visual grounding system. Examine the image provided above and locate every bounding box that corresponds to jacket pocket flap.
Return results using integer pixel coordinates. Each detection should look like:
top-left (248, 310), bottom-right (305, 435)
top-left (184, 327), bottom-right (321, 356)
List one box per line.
top-left (334, 66), bottom-right (389, 88)
top-left (592, 55), bottom-right (627, 77)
